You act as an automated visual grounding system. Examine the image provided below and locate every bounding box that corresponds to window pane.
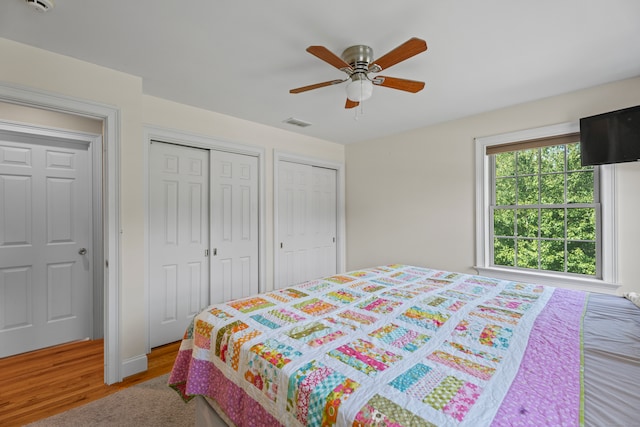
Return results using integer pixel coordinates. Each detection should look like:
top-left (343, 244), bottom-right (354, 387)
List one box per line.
top-left (517, 176), bottom-right (539, 204)
top-left (541, 145), bottom-right (565, 173)
top-left (540, 173), bottom-right (564, 204)
top-left (516, 239), bottom-right (539, 269)
top-left (567, 241), bottom-right (596, 275)
top-left (495, 152), bottom-right (515, 177)
top-left (494, 208), bottom-right (515, 236)
top-left (567, 171), bottom-right (594, 203)
top-left (567, 143), bottom-right (586, 171)
top-left (494, 238), bottom-right (515, 267)
top-left (540, 240), bottom-right (565, 272)
top-left (517, 208), bottom-right (538, 237)
top-left (496, 177), bottom-right (516, 205)
top-left (567, 208), bottom-right (596, 240)
top-left (540, 208), bottom-right (565, 239)
top-left (517, 149), bottom-right (538, 175)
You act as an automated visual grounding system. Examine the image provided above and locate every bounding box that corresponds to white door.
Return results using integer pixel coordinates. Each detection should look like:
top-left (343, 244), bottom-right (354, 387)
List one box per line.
top-left (210, 151), bottom-right (259, 303)
top-left (0, 131), bottom-right (92, 358)
top-left (149, 142), bottom-right (209, 348)
top-left (310, 166), bottom-right (337, 279)
top-left (277, 161), bottom-right (337, 288)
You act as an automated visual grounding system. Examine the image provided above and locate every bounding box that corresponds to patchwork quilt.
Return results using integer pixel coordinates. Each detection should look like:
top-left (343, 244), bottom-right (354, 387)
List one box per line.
top-left (169, 265), bottom-right (587, 426)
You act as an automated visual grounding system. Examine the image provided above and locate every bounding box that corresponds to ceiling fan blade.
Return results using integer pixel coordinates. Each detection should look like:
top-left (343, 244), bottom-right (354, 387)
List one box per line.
top-left (345, 99), bottom-right (359, 109)
top-left (290, 79), bottom-right (345, 94)
top-left (307, 46), bottom-right (353, 72)
top-left (373, 76), bottom-right (425, 93)
top-left (369, 37), bottom-right (427, 72)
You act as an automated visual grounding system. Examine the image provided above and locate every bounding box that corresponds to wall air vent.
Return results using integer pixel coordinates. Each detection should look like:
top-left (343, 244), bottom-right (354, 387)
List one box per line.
top-left (283, 117), bottom-right (312, 128)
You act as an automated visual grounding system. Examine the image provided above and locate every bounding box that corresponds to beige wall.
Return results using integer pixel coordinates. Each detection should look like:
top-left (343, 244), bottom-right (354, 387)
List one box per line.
top-left (0, 38), bottom-right (344, 368)
top-left (0, 102), bottom-right (103, 134)
top-left (346, 75), bottom-right (640, 296)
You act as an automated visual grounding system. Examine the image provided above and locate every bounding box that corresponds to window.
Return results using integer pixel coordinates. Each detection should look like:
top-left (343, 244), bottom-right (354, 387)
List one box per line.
top-left (475, 122), bottom-right (618, 291)
top-left (491, 140), bottom-right (599, 276)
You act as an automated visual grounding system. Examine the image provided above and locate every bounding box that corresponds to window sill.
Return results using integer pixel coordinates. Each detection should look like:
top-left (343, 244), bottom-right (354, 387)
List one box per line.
top-left (474, 266), bottom-right (620, 294)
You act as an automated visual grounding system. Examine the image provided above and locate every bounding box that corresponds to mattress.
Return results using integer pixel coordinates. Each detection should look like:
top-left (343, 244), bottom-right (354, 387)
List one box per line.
top-left (169, 264), bottom-right (640, 426)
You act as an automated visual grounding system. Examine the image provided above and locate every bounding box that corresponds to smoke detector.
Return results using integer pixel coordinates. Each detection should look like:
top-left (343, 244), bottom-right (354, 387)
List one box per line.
top-left (25, 0), bottom-right (55, 12)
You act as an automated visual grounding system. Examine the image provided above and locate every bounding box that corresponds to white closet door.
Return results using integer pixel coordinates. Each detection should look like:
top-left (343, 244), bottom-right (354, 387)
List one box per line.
top-left (149, 142), bottom-right (209, 348)
top-left (210, 151), bottom-right (259, 303)
top-left (277, 161), bottom-right (336, 289)
top-left (0, 132), bottom-right (92, 358)
top-left (311, 166), bottom-right (337, 279)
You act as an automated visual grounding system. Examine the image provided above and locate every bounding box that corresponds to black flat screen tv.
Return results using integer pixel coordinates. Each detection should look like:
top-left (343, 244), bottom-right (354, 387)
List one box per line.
top-left (580, 105), bottom-right (640, 166)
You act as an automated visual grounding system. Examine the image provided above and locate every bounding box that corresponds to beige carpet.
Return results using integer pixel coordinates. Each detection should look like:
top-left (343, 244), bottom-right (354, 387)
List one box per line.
top-left (26, 374), bottom-right (195, 427)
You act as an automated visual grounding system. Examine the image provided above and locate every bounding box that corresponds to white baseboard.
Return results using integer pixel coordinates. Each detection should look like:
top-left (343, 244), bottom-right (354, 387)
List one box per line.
top-left (121, 353), bottom-right (148, 379)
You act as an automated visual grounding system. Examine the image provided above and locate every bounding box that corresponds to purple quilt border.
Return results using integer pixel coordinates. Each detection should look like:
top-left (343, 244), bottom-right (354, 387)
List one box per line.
top-left (491, 287), bottom-right (587, 426)
top-left (170, 350), bottom-right (283, 427)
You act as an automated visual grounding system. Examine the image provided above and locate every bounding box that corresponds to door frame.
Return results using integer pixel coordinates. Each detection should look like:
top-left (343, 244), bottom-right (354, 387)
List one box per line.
top-left (0, 82), bottom-right (121, 384)
top-left (143, 125), bottom-right (265, 354)
top-left (273, 151), bottom-right (346, 285)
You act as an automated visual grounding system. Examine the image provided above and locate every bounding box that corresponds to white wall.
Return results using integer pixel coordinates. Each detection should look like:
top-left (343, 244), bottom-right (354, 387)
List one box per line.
top-left (346, 76), bottom-right (640, 296)
top-left (0, 38), bottom-right (344, 372)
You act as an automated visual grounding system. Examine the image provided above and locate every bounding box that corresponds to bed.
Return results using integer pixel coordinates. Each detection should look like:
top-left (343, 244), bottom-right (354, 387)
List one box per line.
top-left (169, 264), bottom-right (640, 426)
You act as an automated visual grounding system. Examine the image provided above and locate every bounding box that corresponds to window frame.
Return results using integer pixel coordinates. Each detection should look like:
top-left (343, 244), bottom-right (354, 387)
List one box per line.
top-left (475, 122), bottom-right (619, 292)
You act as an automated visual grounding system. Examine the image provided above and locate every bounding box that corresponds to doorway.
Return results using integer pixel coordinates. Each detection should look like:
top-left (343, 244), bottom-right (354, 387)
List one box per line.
top-left (0, 87), bottom-right (119, 385)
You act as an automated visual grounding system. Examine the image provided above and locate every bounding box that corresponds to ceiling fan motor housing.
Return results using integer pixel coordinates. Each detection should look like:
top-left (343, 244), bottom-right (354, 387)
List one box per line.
top-left (341, 45), bottom-right (373, 69)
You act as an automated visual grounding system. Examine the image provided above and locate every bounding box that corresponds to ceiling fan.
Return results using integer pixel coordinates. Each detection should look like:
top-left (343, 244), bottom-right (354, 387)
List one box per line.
top-left (290, 37), bottom-right (427, 109)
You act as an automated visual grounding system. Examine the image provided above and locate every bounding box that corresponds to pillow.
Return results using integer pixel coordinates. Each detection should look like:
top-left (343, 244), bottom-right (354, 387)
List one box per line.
top-left (624, 292), bottom-right (640, 308)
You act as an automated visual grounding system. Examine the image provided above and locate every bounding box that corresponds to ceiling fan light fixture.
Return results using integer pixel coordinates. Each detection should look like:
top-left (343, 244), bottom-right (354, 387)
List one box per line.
top-left (346, 76), bottom-right (373, 102)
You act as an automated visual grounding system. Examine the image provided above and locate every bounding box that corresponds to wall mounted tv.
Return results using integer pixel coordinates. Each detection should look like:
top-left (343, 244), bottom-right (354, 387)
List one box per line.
top-left (580, 105), bottom-right (640, 166)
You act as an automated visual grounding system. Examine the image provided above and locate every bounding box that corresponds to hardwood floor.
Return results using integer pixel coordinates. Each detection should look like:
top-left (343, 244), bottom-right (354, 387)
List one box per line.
top-left (0, 339), bottom-right (181, 427)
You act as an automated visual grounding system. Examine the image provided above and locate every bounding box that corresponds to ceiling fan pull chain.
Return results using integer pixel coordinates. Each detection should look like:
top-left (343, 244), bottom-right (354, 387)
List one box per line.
top-left (353, 101), bottom-right (365, 121)
top-left (358, 81), bottom-right (365, 117)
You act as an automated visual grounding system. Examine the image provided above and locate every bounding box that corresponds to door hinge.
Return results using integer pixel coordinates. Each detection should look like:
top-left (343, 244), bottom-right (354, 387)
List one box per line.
top-left (213, 248), bottom-right (217, 256)
top-left (205, 249), bottom-right (209, 257)
top-left (280, 242), bottom-right (283, 249)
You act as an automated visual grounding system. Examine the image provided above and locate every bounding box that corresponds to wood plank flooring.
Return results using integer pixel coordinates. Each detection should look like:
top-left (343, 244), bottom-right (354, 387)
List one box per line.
top-left (0, 339), bottom-right (181, 427)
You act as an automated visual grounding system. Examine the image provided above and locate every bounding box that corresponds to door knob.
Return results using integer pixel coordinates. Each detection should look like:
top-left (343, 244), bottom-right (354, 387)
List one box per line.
top-left (78, 248), bottom-right (87, 255)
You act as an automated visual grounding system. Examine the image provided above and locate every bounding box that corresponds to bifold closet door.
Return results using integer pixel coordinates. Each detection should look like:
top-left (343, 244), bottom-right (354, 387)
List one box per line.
top-left (210, 150), bottom-right (259, 303)
top-left (149, 142), bottom-right (209, 348)
top-left (277, 161), bottom-right (336, 289)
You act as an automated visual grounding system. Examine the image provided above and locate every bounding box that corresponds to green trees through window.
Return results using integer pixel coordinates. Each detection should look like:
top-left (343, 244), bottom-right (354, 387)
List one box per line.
top-left (492, 142), bottom-right (598, 275)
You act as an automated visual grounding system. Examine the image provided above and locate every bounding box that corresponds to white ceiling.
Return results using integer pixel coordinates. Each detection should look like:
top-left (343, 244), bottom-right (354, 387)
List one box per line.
top-left (1, 0), bottom-right (639, 144)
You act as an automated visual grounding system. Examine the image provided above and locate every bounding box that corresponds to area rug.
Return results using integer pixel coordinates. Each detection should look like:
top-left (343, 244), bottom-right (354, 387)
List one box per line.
top-left (26, 374), bottom-right (195, 427)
